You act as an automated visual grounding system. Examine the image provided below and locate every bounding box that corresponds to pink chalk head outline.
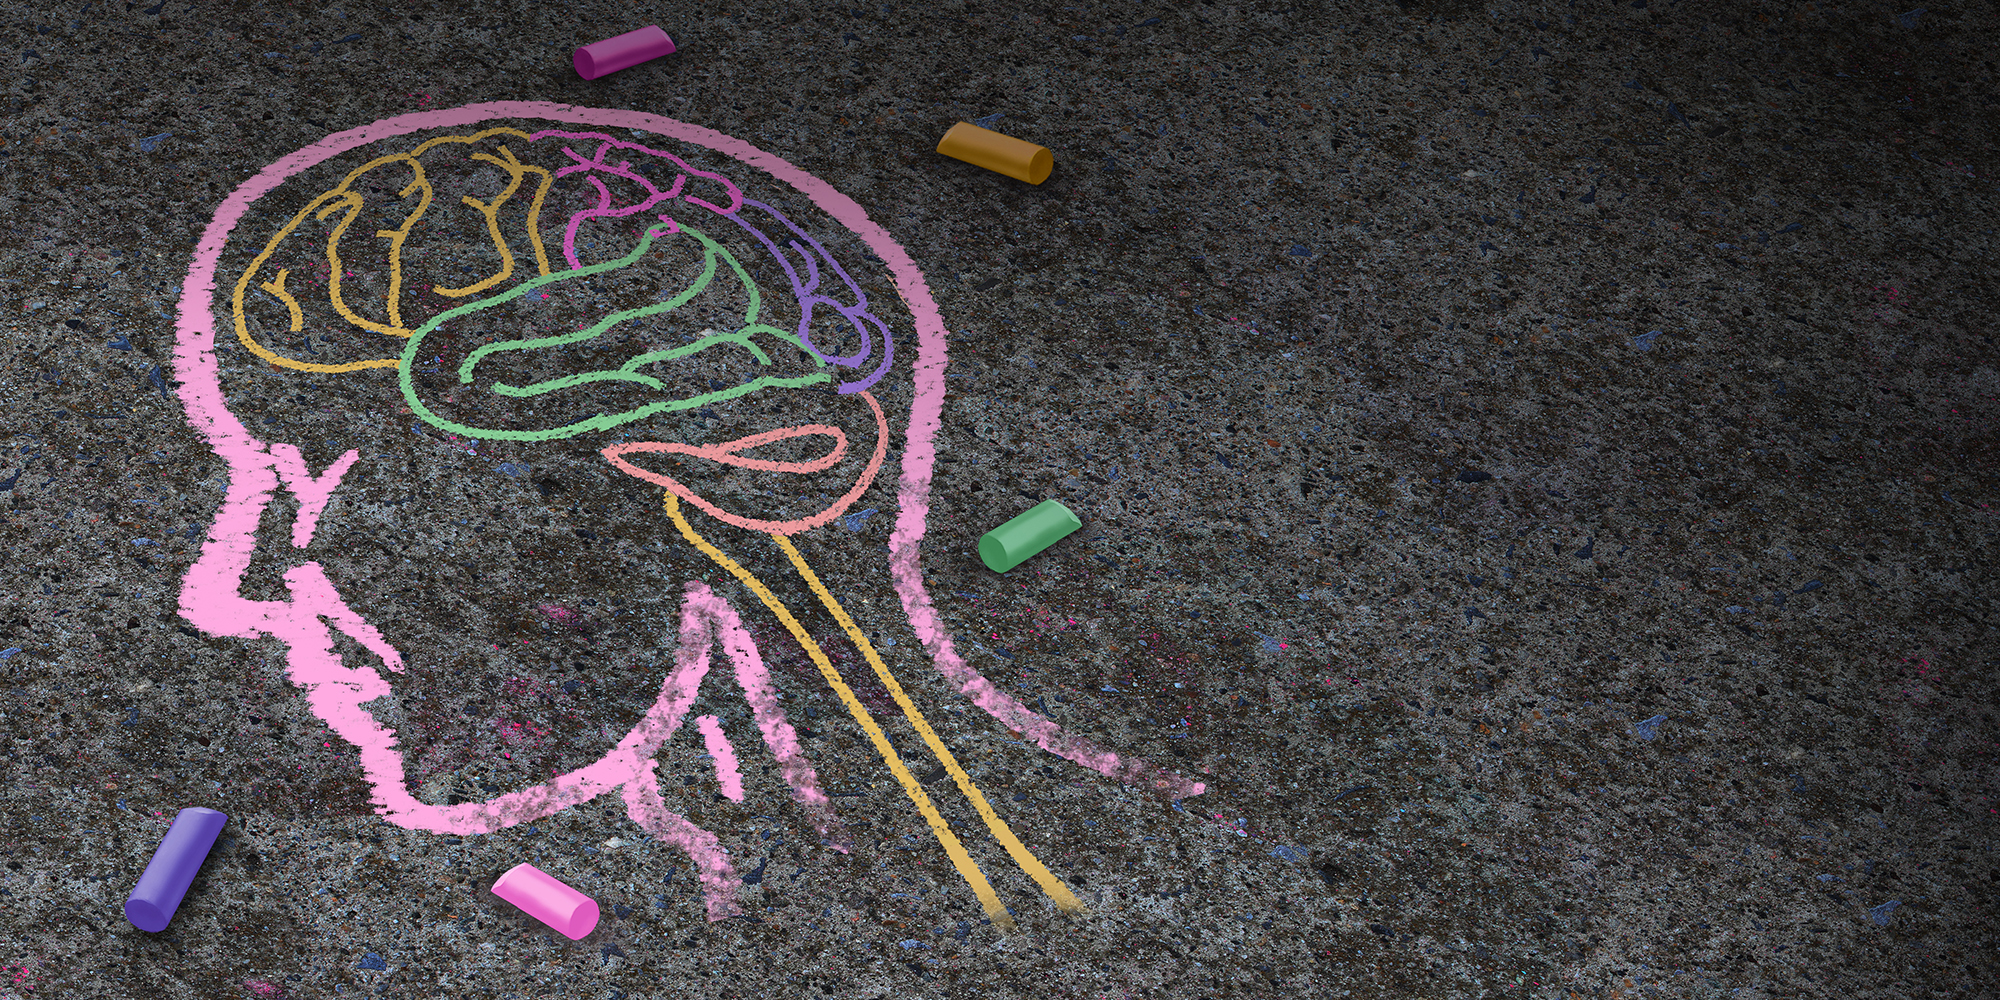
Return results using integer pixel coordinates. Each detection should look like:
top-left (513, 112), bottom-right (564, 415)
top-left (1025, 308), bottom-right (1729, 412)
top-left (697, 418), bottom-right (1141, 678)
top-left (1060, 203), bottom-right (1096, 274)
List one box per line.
top-left (172, 101), bottom-right (1203, 922)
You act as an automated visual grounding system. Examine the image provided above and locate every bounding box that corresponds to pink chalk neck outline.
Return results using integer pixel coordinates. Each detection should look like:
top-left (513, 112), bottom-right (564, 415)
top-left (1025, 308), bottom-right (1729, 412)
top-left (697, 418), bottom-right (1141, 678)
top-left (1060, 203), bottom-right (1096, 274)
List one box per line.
top-left (173, 100), bottom-right (1201, 918)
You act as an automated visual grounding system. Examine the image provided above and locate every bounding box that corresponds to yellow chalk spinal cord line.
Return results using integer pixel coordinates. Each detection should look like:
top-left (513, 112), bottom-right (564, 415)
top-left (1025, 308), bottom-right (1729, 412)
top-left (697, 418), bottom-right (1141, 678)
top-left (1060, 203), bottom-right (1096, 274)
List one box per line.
top-left (663, 493), bottom-right (1017, 931)
top-left (772, 534), bottom-right (1086, 916)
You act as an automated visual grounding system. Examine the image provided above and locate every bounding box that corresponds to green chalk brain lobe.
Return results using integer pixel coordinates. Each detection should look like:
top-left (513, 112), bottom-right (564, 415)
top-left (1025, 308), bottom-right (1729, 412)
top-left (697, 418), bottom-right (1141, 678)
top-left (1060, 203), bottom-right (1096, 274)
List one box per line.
top-left (399, 222), bottom-right (830, 443)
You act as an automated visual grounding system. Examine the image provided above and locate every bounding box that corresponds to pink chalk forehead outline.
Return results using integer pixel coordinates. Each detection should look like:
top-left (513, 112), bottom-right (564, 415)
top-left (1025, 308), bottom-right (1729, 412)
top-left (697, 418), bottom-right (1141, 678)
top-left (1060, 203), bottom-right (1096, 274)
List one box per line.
top-left (174, 100), bottom-right (1198, 849)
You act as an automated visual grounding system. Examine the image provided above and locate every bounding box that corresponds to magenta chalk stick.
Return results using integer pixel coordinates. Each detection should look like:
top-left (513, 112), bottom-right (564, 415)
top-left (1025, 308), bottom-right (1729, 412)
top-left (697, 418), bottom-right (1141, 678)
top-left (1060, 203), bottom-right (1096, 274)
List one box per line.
top-left (126, 806), bottom-right (228, 933)
top-left (573, 25), bottom-right (676, 80)
top-left (492, 862), bottom-right (600, 940)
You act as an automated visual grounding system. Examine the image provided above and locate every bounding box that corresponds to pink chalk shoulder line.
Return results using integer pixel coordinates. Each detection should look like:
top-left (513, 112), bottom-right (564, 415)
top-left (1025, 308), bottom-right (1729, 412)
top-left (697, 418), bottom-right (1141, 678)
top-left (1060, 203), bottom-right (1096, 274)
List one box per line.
top-left (173, 100), bottom-right (1201, 917)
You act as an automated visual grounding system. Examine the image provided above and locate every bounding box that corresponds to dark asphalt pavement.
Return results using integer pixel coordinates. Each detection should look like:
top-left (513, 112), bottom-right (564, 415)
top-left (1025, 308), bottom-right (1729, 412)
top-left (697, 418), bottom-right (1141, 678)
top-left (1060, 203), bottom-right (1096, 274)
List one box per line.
top-left (0, 2), bottom-right (1994, 998)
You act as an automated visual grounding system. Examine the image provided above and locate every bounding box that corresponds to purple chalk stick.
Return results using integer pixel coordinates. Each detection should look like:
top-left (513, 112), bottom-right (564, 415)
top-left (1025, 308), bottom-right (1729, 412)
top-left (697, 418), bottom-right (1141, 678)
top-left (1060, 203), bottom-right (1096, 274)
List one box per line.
top-left (492, 862), bottom-right (600, 940)
top-left (573, 25), bottom-right (676, 80)
top-left (125, 806), bottom-right (227, 933)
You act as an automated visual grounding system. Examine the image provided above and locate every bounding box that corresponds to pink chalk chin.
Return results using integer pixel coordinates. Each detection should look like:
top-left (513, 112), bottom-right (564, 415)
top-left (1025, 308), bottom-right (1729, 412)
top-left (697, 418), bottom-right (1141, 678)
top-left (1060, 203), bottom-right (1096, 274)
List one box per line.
top-left (574, 25), bottom-right (676, 80)
top-left (492, 863), bottom-right (600, 939)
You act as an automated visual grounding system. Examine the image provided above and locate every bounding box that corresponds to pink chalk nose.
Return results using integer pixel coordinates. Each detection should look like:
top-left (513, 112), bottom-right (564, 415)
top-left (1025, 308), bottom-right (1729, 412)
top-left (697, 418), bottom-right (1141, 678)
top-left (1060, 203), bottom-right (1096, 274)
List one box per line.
top-left (491, 862), bottom-right (601, 940)
top-left (573, 25), bottom-right (677, 80)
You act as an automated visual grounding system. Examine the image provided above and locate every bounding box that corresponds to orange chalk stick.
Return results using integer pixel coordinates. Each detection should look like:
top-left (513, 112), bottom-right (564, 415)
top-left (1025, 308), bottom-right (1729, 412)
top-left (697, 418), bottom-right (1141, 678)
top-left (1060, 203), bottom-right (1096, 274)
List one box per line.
top-left (936, 122), bottom-right (1053, 185)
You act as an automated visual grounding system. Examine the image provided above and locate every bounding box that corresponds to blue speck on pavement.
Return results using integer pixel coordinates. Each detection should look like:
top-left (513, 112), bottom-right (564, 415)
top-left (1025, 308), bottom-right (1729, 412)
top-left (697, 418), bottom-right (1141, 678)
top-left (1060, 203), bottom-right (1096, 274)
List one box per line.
top-left (1868, 900), bottom-right (1902, 926)
top-left (1633, 714), bottom-right (1667, 740)
top-left (356, 952), bottom-right (387, 970)
top-left (1632, 330), bottom-right (1662, 351)
top-left (138, 132), bottom-right (172, 153)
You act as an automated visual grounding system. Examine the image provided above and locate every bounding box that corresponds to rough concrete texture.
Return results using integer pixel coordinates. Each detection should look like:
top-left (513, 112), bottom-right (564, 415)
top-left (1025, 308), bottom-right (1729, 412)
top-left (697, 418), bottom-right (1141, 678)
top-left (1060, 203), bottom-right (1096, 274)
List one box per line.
top-left (0, 1), bottom-right (1995, 998)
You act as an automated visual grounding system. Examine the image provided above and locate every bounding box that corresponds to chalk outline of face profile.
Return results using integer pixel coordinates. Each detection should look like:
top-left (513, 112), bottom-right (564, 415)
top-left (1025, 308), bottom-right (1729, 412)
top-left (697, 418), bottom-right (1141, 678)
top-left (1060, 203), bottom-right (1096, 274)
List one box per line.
top-left (173, 101), bottom-right (1206, 929)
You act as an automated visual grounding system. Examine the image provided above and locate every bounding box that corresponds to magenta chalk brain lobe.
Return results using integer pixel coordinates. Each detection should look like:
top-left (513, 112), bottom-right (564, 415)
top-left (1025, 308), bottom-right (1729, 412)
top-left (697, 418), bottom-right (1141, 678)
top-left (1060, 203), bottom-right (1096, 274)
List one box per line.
top-left (174, 103), bottom-right (1202, 928)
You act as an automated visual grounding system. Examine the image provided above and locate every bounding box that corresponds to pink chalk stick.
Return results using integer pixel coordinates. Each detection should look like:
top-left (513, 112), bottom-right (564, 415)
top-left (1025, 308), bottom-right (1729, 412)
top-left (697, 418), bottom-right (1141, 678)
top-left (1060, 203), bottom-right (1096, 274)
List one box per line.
top-left (491, 863), bottom-right (600, 940)
top-left (573, 25), bottom-right (676, 80)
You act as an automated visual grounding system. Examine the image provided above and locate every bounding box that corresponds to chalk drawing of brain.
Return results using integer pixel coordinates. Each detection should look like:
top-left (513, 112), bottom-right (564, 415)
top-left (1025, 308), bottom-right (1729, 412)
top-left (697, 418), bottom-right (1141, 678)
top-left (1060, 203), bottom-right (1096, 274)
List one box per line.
top-left (174, 102), bottom-right (1202, 928)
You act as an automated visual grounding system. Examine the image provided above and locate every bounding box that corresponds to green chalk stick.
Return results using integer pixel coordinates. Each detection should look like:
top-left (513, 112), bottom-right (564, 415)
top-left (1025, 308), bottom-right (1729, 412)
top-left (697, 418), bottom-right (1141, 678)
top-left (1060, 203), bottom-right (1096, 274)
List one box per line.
top-left (979, 500), bottom-right (1081, 573)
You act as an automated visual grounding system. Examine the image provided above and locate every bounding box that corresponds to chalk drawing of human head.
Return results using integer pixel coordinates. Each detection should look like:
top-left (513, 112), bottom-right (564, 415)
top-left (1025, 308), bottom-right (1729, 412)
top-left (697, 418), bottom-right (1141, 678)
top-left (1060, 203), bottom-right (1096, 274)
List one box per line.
top-left (173, 102), bottom-right (1203, 928)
